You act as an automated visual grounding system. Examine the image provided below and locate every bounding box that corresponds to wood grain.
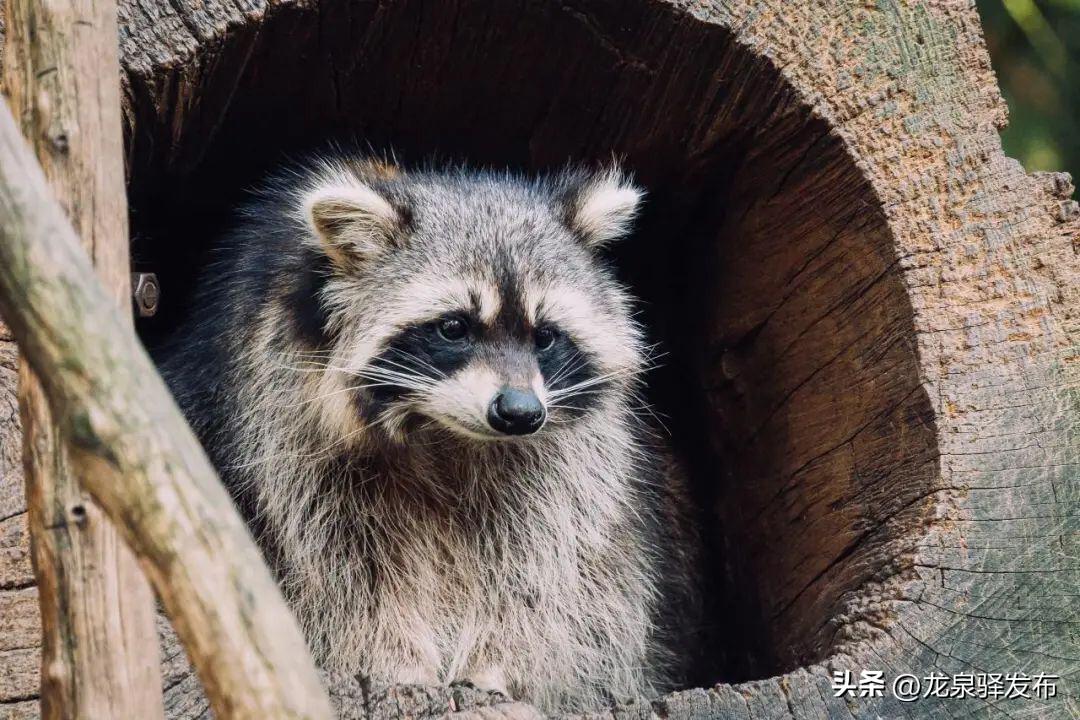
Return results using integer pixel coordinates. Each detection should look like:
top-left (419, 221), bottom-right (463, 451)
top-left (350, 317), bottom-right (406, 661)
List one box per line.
top-left (1, 0), bottom-right (163, 714)
top-left (0, 98), bottom-right (332, 719)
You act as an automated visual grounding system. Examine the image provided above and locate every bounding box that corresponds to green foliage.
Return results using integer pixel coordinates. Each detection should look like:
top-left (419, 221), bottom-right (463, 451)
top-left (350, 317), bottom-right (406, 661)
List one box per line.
top-left (978, 0), bottom-right (1080, 173)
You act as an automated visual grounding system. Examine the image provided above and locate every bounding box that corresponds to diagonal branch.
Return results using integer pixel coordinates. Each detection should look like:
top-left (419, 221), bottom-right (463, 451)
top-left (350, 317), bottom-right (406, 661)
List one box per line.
top-left (0, 96), bottom-right (332, 720)
top-left (3, 0), bottom-right (165, 713)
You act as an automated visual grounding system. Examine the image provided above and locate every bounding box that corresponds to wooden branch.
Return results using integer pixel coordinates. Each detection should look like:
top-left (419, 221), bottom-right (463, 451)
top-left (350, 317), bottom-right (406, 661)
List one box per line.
top-left (1, 0), bottom-right (163, 715)
top-left (0, 96), bottom-right (332, 719)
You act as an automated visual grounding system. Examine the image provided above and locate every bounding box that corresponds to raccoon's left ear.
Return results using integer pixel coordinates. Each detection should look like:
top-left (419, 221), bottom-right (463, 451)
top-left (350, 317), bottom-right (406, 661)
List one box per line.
top-left (566, 169), bottom-right (644, 250)
top-left (303, 180), bottom-right (401, 268)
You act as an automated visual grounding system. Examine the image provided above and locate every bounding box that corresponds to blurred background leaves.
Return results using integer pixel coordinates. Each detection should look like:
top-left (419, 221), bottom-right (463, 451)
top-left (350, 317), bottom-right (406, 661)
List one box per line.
top-left (978, 0), bottom-right (1080, 173)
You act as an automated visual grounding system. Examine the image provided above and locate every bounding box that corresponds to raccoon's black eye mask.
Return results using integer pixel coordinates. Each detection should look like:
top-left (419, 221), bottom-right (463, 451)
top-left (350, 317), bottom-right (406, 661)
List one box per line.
top-left (535, 329), bottom-right (597, 409)
top-left (351, 292), bottom-right (604, 422)
top-left (386, 317), bottom-right (477, 380)
top-left (424, 314), bottom-right (571, 360)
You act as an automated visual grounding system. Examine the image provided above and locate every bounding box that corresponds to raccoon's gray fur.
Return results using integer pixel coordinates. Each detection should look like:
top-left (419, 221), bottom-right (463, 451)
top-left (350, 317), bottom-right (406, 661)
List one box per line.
top-left (156, 157), bottom-right (700, 713)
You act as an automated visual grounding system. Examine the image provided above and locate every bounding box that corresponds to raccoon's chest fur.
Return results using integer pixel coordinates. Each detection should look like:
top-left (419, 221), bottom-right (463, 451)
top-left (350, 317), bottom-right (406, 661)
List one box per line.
top-left (240, 417), bottom-right (660, 712)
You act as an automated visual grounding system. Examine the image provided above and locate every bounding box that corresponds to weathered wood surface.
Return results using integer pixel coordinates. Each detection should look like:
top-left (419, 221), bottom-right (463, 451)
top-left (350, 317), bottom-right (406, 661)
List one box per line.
top-left (0, 97), bottom-right (332, 718)
top-left (1, 0), bottom-right (1078, 719)
top-left (0, 319), bottom-right (37, 720)
top-left (2, 0), bottom-right (164, 713)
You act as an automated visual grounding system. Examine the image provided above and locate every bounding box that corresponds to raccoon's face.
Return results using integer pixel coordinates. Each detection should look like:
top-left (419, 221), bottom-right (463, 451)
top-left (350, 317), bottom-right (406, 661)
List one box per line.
top-left (295, 161), bottom-right (645, 443)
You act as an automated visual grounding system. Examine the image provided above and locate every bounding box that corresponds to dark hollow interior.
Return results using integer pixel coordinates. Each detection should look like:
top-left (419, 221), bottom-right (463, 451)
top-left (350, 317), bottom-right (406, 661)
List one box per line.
top-left (127, 0), bottom-right (938, 688)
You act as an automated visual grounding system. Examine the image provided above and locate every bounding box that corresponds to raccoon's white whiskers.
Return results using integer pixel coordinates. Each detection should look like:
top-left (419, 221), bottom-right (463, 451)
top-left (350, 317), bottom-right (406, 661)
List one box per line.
top-left (353, 367), bottom-right (438, 393)
top-left (547, 353), bottom-right (580, 384)
top-left (545, 404), bottom-right (590, 417)
top-left (363, 355), bottom-right (443, 382)
top-left (630, 401), bottom-right (670, 435)
top-left (353, 366), bottom-right (430, 383)
top-left (548, 352), bottom-right (588, 387)
top-left (272, 359), bottom-right (383, 377)
top-left (384, 348), bottom-right (447, 379)
top-left (272, 361), bottom-right (436, 396)
top-left (641, 342), bottom-right (665, 358)
top-left (273, 357), bottom-right (438, 397)
top-left (548, 365), bottom-right (646, 400)
top-left (353, 380), bottom-right (425, 392)
top-left (551, 388), bottom-right (606, 400)
top-left (372, 354), bottom-right (432, 376)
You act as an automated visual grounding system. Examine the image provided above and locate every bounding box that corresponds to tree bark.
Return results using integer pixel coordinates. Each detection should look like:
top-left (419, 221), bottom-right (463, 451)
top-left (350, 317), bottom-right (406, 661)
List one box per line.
top-left (1, 0), bottom-right (162, 715)
top-left (0, 96), bottom-right (332, 719)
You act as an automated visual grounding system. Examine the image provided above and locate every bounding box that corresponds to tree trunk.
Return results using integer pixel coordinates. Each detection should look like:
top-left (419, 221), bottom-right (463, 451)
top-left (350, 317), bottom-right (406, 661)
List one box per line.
top-left (1, 1), bottom-right (1078, 718)
top-left (1, 0), bottom-right (164, 714)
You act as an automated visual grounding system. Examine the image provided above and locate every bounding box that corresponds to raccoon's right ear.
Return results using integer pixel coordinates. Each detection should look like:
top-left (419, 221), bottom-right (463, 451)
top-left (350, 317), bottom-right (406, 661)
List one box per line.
top-left (303, 182), bottom-right (401, 267)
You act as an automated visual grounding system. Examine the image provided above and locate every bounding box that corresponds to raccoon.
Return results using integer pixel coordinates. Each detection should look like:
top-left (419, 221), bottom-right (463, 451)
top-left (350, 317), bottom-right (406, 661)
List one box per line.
top-left (156, 157), bottom-right (701, 713)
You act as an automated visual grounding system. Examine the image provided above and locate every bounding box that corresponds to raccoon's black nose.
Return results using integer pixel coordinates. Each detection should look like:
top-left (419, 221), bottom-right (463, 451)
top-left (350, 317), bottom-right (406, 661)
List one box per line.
top-left (488, 388), bottom-right (546, 435)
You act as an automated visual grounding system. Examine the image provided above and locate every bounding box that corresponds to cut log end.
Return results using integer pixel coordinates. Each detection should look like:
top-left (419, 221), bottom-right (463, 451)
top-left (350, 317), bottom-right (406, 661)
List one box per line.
top-left (124, 0), bottom-right (936, 688)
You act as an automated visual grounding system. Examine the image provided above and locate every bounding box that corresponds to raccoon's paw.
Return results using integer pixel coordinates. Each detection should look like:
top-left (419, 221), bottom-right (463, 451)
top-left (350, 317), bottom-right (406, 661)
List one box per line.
top-left (452, 667), bottom-right (509, 698)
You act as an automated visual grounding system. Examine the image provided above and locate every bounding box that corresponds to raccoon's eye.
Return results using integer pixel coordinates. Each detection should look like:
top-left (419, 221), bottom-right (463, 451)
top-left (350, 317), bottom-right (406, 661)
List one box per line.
top-left (534, 326), bottom-right (559, 352)
top-left (437, 316), bottom-right (469, 342)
